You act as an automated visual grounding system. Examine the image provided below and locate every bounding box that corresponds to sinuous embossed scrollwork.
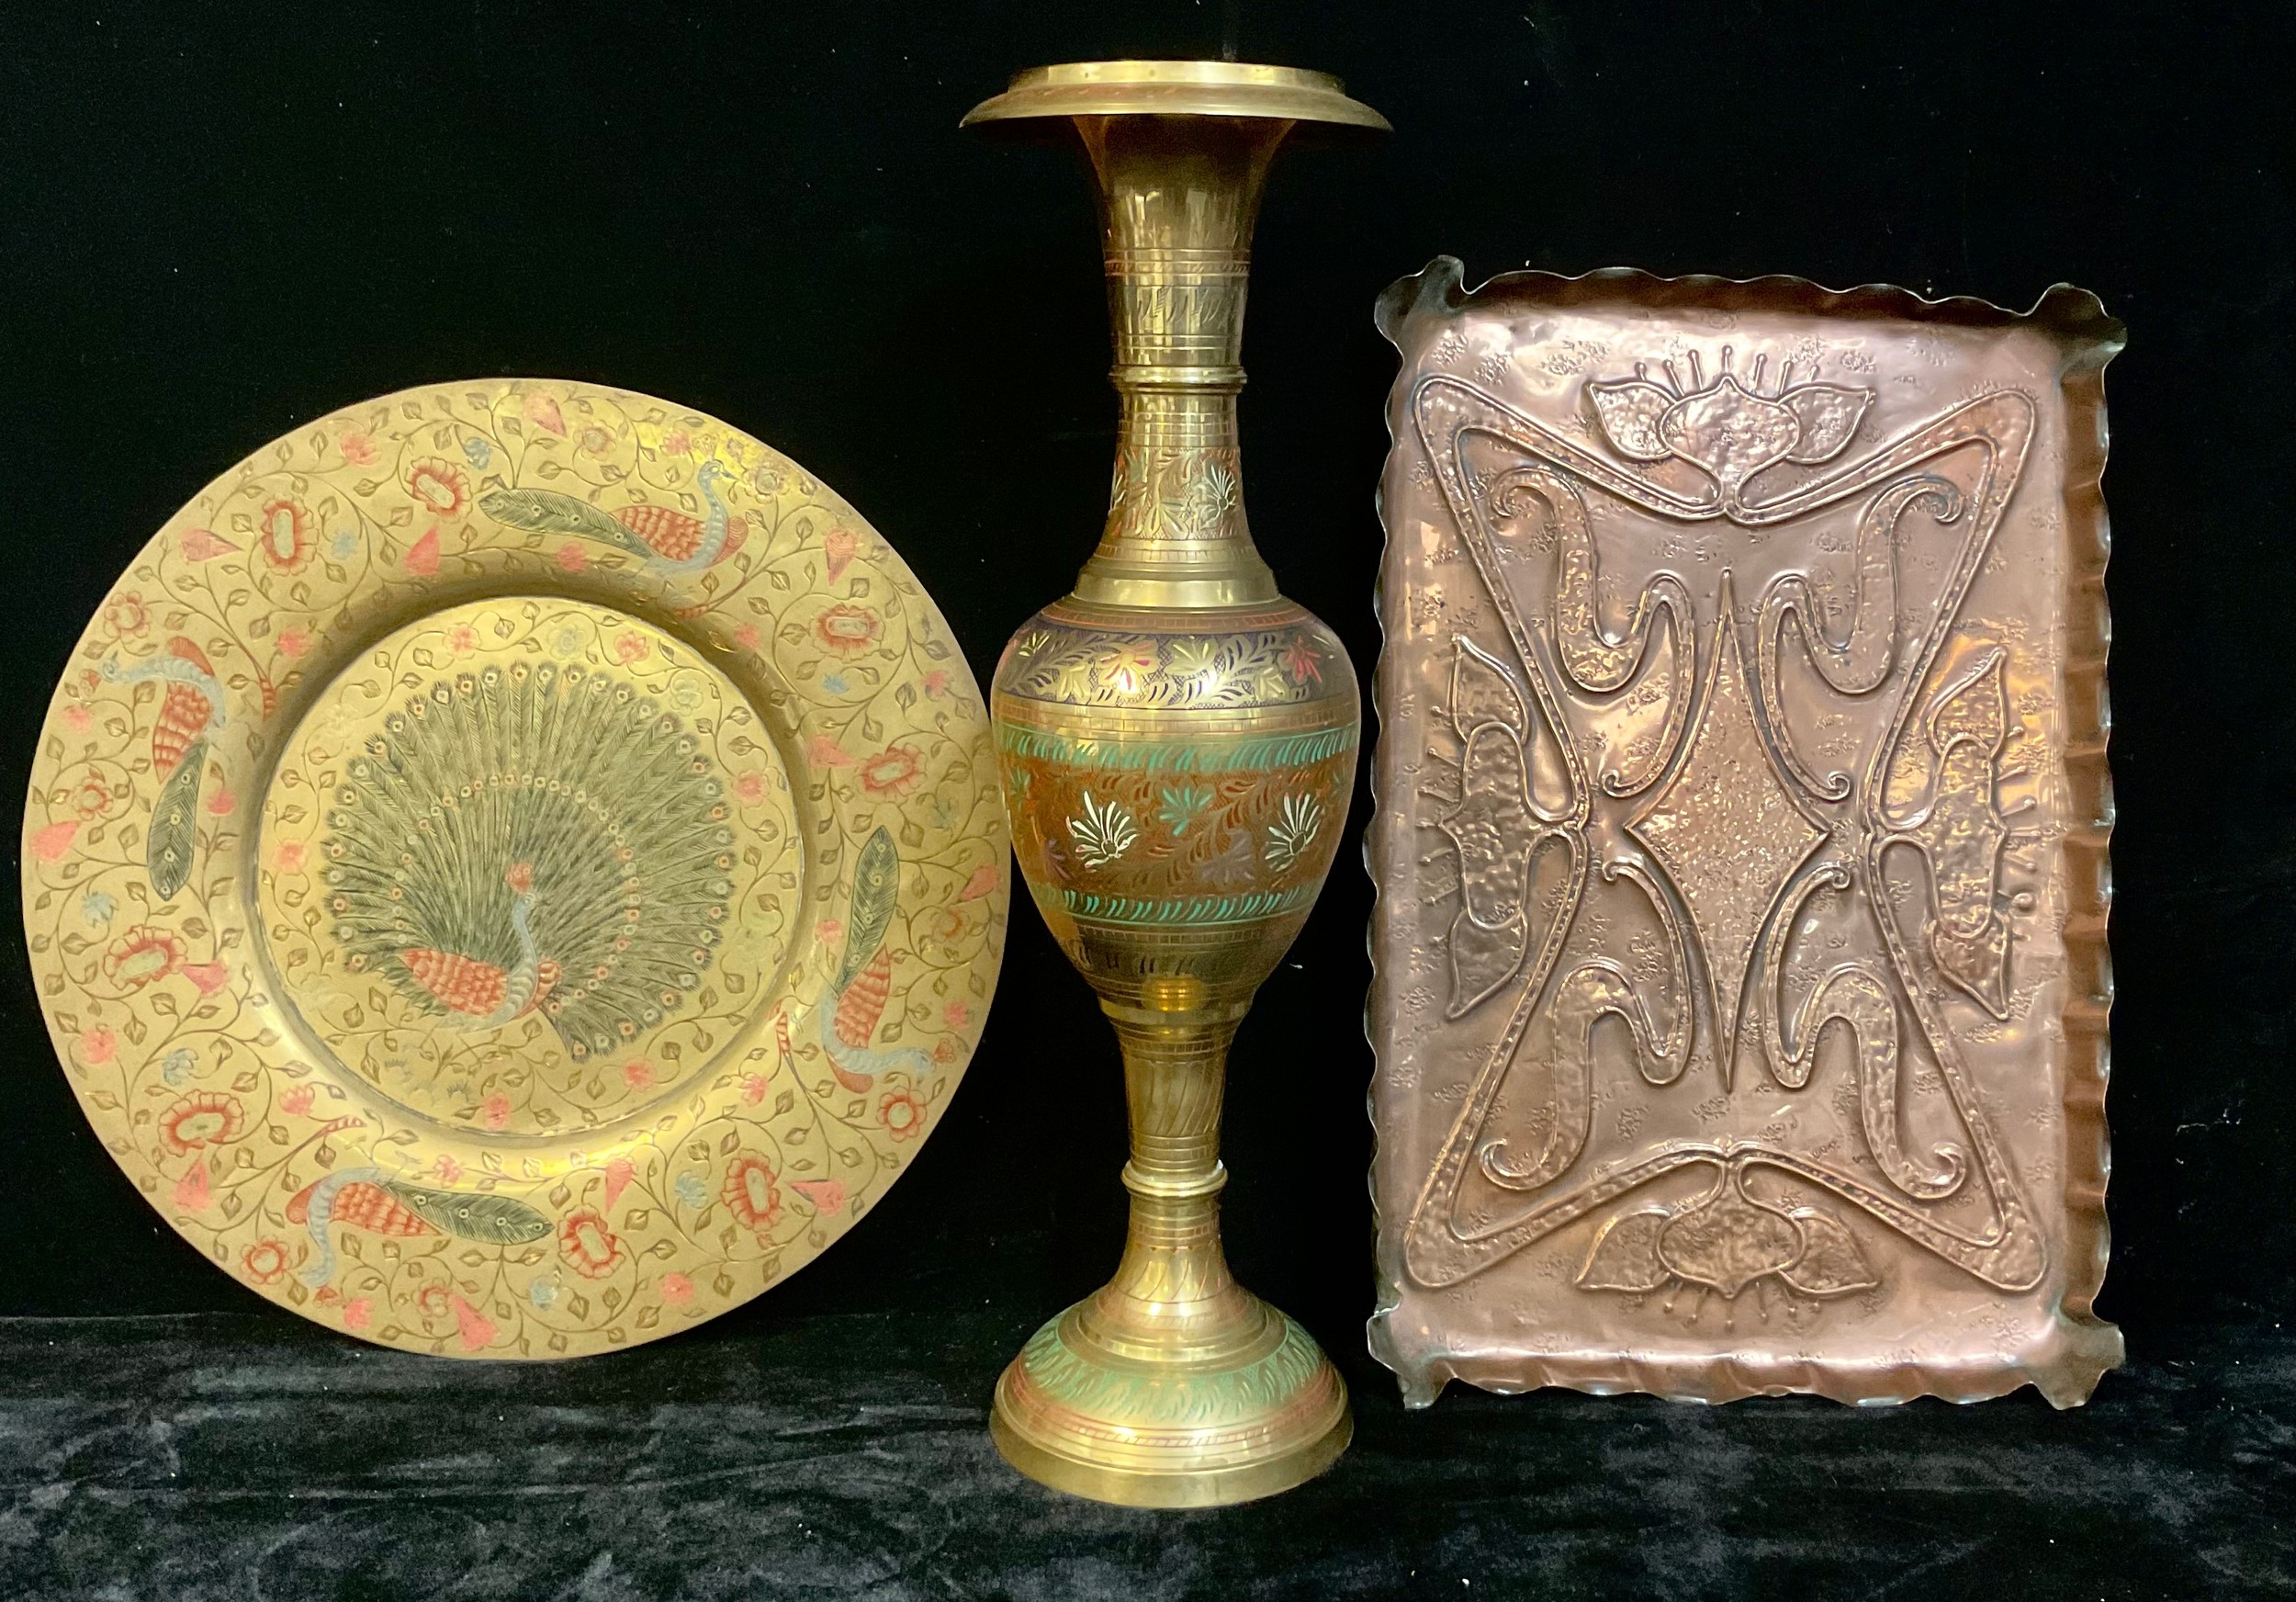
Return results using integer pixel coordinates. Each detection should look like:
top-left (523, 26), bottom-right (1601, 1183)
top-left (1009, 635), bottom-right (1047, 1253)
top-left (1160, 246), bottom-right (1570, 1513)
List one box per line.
top-left (1368, 265), bottom-right (2122, 1408)
top-left (1475, 959), bottom-right (1677, 1192)
top-left (1766, 956), bottom-right (1968, 1202)
top-left (1755, 474), bottom-right (1960, 799)
top-left (1489, 464), bottom-right (1691, 796)
top-left (1599, 857), bottom-right (1693, 1088)
top-left (1394, 337), bottom-right (2048, 1303)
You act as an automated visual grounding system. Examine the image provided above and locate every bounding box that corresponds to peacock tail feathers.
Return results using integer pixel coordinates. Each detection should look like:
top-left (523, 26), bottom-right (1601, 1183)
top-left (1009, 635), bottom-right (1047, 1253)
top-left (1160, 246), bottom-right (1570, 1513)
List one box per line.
top-left (113, 637), bottom-right (224, 901)
top-left (379, 1180), bottom-right (551, 1244)
top-left (838, 827), bottom-right (899, 992)
top-left (147, 739), bottom-right (207, 901)
top-left (323, 660), bottom-right (737, 1060)
top-left (479, 488), bottom-right (648, 556)
top-left (479, 487), bottom-right (745, 568)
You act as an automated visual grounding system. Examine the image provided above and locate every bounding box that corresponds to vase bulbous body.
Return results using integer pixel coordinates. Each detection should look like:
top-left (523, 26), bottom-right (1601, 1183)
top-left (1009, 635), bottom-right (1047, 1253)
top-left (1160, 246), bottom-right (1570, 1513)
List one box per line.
top-left (966, 62), bottom-right (1385, 1506)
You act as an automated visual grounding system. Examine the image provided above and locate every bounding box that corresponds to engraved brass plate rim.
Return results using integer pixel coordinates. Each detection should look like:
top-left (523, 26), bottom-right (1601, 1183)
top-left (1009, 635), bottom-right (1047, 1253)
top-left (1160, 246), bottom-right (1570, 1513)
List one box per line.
top-left (21, 378), bottom-right (1008, 1359)
top-left (962, 58), bottom-right (1390, 130)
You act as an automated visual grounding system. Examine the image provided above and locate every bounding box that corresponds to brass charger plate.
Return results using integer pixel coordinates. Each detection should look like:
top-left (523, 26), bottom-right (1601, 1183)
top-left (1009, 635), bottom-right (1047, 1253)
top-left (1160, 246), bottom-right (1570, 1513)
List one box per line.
top-left (22, 380), bottom-right (1007, 1357)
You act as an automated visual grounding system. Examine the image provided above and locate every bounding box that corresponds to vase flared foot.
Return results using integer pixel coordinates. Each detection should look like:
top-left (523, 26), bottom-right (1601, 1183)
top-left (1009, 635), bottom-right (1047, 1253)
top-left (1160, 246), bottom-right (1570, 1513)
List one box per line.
top-left (989, 1298), bottom-right (1351, 1507)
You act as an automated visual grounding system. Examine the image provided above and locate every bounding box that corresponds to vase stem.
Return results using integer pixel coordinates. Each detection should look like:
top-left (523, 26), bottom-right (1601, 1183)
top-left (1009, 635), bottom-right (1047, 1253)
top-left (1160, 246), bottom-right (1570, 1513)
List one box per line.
top-left (1080, 996), bottom-right (1262, 1355)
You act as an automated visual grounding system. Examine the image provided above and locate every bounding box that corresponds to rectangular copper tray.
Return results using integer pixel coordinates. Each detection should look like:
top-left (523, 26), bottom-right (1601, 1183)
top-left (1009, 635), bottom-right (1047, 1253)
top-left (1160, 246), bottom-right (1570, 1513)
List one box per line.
top-left (1366, 260), bottom-right (2122, 1407)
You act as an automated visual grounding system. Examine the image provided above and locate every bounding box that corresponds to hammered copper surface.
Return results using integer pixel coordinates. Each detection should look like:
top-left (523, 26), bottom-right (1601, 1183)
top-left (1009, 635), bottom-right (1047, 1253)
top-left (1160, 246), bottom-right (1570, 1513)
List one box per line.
top-left (1367, 261), bottom-right (2121, 1407)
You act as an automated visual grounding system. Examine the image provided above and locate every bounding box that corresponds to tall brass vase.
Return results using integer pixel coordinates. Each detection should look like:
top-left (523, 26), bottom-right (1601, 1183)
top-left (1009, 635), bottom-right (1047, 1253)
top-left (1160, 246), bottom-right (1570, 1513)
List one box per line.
top-left (964, 62), bottom-right (1387, 1506)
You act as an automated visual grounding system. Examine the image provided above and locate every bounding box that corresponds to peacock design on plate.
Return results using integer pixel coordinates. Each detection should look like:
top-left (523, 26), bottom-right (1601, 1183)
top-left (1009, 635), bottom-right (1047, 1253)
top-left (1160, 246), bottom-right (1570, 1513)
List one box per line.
top-left (288, 1166), bottom-right (552, 1287)
top-left (816, 825), bottom-right (933, 1088)
top-left (321, 659), bottom-right (737, 1063)
top-left (104, 636), bottom-right (228, 900)
top-left (478, 458), bottom-right (748, 574)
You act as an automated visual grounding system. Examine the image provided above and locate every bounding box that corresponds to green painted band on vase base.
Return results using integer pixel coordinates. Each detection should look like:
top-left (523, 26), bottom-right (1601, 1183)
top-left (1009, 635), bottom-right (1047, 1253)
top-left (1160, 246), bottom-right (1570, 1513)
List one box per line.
top-left (989, 1304), bottom-right (1352, 1508)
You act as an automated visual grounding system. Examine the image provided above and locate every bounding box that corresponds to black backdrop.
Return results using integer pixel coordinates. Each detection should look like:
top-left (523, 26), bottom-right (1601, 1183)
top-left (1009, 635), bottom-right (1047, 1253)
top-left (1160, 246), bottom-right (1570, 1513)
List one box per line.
top-left (1, 0), bottom-right (2289, 1360)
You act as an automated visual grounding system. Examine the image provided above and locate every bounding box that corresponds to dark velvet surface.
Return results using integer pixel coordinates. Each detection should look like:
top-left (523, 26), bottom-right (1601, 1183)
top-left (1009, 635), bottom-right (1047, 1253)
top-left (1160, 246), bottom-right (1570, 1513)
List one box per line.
top-left (2, 0), bottom-right (2292, 1596)
top-left (1, 1314), bottom-right (2289, 1599)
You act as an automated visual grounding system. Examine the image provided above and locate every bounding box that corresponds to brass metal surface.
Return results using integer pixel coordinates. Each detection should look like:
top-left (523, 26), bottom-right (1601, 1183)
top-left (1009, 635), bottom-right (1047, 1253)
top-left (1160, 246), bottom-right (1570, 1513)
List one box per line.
top-left (21, 380), bottom-right (1008, 1358)
top-left (968, 62), bottom-right (1380, 1505)
top-left (1367, 260), bottom-right (2121, 1407)
top-left (962, 60), bottom-right (1390, 131)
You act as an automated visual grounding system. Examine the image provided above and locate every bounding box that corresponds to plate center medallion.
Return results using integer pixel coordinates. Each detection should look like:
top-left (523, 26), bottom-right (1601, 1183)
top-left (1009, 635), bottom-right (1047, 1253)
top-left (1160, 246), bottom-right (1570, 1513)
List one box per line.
top-left (260, 598), bottom-right (799, 1135)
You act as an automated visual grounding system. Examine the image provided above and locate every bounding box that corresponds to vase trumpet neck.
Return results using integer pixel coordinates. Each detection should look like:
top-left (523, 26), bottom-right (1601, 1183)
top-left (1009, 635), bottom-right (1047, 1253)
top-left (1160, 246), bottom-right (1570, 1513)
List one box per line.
top-left (1072, 116), bottom-right (1291, 611)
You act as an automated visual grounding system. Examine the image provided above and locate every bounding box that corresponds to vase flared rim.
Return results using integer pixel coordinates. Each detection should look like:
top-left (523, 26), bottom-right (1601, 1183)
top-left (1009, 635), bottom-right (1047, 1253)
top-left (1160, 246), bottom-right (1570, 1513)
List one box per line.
top-left (962, 60), bottom-right (1389, 131)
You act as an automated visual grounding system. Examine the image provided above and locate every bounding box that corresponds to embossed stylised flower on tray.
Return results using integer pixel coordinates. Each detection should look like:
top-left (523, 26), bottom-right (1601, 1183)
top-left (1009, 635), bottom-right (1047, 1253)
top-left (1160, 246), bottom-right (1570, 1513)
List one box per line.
top-left (1589, 348), bottom-right (1869, 512)
top-left (1577, 1164), bottom-right (1878, 1311)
